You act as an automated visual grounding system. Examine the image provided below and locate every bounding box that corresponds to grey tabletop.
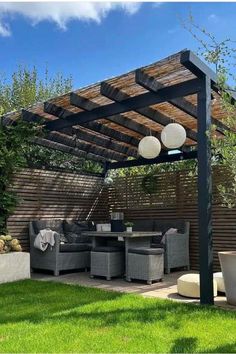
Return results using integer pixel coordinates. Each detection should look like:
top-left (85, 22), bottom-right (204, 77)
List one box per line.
top-left (81, 231), bottom-right (162, 238)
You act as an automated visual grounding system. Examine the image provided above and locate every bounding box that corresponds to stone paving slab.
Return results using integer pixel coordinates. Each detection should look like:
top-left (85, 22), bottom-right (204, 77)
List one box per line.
top-left (32, 270), bottom-right (235, 311)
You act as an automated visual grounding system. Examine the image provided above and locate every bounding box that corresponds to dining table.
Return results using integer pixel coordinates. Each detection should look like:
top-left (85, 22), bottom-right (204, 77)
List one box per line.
top-left (81, 231), bottom-right (162, 280)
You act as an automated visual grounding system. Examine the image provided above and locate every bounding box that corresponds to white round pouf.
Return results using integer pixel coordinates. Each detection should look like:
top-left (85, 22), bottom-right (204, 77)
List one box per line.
top-left (214, 272), bottom-right (225, 293)
top-left (177, 273), bottom-right (217, 298)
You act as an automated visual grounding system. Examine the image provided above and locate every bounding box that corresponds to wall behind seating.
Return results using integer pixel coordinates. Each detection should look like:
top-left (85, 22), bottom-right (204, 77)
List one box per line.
top-left (107, 167), bottom-right (236, 271)
top-left (7, 168), bottom-right (109, 251)
top-left (8, 167), bottom-right (236, 270)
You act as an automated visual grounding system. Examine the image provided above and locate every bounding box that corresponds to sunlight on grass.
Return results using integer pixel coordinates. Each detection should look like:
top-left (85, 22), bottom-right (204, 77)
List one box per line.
top-left (0, 280), bottom-right (235, 353)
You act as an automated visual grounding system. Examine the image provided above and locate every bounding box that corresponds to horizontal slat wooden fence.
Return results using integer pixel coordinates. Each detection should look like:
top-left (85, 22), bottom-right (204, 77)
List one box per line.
top-left (107, 167), bottom-right (236, 271)
top-left (7, 167), bottom-right (236, 271)
top-left (7, 169), bottom-right (109, 250)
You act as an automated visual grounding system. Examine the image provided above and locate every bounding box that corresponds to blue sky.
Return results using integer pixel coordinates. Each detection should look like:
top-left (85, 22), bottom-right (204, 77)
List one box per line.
top-left (0, 2), bottom-right (236, 88)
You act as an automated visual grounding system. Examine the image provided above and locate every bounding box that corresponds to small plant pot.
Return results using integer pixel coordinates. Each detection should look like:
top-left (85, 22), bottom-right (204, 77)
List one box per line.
top-left (126, 227), bottom-right (133, 233)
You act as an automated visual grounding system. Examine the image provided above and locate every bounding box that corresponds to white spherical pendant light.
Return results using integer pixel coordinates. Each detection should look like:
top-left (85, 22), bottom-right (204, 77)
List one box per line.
top-left (161, 123), bottom-right (186, 149)
top-left (138, 136), bottom-right (161, 159)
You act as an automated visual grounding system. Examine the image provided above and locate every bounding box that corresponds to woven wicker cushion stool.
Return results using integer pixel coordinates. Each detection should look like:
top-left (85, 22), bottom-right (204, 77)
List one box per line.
top-left (214, 272), bottom-right (225, 293)
top-left (177, 273), bottom-right (217, 298)
top-left (90, 246), bottom-right (125, 281)
top-left (127, 248), bottom-right (164, 285)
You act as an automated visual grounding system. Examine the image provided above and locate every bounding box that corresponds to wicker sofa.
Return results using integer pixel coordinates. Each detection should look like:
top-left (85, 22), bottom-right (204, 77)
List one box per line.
top-left (132, 219), bottom-right (190, 273)
top-left (29, 219), bottom-right (93, 276)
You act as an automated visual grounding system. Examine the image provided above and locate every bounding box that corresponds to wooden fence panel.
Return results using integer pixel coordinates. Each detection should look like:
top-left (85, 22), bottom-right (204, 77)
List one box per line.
top-left (107, 167), bottom-right (236, 271)
top-left (7, 169), bottom-right (109, 250)
top-left (7, 166), bottom-right (236, 271)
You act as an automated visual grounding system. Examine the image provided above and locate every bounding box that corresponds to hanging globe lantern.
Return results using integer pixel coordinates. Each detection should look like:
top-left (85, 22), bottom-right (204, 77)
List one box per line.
top-left (161, 123), bottom-right (186, 149)
top-left (138, 136), bottom-right (161, 159)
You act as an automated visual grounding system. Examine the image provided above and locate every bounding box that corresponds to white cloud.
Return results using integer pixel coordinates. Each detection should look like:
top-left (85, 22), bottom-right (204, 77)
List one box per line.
top-left (208, 14), bottom-right (219, 23)
top-left (0, 2), bottom-right (141, 36)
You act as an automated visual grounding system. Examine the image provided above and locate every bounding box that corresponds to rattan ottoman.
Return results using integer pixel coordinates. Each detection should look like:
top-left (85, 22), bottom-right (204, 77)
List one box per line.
top-left (127, 248), bottom-right (164, 285)
top-left (90, 246), bottom-right (125, 280)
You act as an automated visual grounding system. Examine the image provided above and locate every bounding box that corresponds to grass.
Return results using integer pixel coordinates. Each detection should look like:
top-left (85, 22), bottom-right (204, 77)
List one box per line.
top-left (0, 280), bottom-right (236, 353)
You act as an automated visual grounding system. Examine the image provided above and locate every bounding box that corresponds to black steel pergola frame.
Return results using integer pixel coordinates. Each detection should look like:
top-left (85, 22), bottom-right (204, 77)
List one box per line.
top-left (21, 50), bottom-right (236, 305)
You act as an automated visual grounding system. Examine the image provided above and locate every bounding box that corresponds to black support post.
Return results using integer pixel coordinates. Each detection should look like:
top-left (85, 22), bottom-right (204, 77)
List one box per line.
top-left (197, 75), bottom-right (214, 305)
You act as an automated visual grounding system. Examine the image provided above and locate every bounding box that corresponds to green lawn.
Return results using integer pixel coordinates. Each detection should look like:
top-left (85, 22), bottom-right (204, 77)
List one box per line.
top-left (0, 280), bottom-right (236, 353)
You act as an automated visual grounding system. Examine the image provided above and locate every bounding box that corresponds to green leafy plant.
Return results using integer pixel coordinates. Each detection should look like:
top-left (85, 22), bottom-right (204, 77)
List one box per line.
top-left (124, 222), bottom-right (134, 227)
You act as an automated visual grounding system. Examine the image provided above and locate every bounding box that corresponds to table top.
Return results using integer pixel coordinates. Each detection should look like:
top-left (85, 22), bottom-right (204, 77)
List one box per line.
top-left (82, 231), bottom-right (162, 238)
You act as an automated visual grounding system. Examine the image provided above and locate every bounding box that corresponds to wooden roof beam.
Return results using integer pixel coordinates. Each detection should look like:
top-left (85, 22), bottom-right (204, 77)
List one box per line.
top-left (45, 78), bottom-right (202, 131)
top-left (135, 69), bottom-right (229, 135)
top-left (33, 137), bottom-right (106, 164)
top-left (22, 110), bottom-right (126, 162)
top-left (100, 81), bottom-right (197, 142)
top-left (44, 102), bottom-right (137, 157)
top-left (70, 92), bottom-right (162, 140)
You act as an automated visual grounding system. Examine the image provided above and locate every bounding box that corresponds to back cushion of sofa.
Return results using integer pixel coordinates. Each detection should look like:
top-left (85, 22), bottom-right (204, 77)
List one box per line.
top-left (132, 219), bottom-right (154, 232)
top-left (33, 219), bottom-right (64, 234)
top-left (154, 220), bottom-right (185, 234)
top-left (63, 220), bottom-right (94, 243)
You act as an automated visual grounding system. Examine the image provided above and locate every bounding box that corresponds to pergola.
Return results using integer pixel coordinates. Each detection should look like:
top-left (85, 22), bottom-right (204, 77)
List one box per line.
top-left (3, 49), bottom-right (236, 305)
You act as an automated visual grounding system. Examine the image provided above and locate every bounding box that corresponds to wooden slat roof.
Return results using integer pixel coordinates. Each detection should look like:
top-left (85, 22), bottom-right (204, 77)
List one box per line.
top-left (2, 49), bottom-right (235, 166)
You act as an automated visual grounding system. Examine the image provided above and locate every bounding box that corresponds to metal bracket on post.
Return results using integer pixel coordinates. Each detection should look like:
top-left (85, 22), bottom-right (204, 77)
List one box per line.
top-left (197, 75), bottom-right (214, 305)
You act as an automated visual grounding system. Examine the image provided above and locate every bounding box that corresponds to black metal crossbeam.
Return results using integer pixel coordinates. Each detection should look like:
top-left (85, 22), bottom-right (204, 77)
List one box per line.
top-left (106, 150), bottom-right (197, 170)
top-left (44, 102), bottom-right (137, 157)
top-left (22, 110), bottom-right (126, 162)
top-left (135, 69), bottom-right (228, 135)
top-left (33, 137), bottom-right (106, 163)
top-left (70, 93), bottom-right (162, 140)
top-left (101, 81), bottom-right (197, 142)
top-left (181, 50), bottom-right (236, 102)
top-left (45, 78), bottom-right (202, 131)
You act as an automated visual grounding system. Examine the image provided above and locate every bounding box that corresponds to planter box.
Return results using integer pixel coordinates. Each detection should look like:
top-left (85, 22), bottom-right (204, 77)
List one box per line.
top-left (0, 252), bottom-right (30, 284)
top-left (218, 251), bottom-right (236, 305)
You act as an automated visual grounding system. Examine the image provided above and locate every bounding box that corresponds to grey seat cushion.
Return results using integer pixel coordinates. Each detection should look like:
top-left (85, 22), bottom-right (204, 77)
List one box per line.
top-left (128, 247), bottom-right (164, 255)
top-left (60, 243), bottom-right (91, 253)
top-left (32, 219), bottom-right (67, 243)
top-left (151, 243), bottom-right (164, 249)
top-left (92, 246), bottom-right (123, 253)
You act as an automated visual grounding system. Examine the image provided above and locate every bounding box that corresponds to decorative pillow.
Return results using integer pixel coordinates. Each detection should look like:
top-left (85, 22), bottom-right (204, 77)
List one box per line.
top-left (65, 232), bottom-right (90, 244)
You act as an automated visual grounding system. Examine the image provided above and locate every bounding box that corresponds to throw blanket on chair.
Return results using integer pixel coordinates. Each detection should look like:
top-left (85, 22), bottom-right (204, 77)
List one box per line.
top-left (34, 229), bottom-right (56, 251)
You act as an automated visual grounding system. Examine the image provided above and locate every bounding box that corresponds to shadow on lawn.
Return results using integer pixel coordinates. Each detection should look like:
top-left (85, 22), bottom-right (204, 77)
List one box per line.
top-left (1, 279), bottom-right (236, 340)
top-left (170, 337), bottom-right (198, 353)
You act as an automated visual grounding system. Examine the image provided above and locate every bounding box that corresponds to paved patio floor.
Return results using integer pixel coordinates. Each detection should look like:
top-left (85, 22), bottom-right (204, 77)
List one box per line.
top-left (32, 270), bottom-right (235, 311)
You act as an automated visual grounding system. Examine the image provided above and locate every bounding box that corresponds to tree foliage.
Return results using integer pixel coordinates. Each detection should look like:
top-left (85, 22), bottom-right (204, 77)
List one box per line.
top-left (0, 65), bottom-right (101, 233)
top-left (182, 13), bottom-right (236, 207)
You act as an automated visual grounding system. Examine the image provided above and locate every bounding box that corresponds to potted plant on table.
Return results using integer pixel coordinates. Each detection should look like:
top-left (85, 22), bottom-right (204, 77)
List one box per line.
top-left (124, 222), bottom-right (134, 233)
